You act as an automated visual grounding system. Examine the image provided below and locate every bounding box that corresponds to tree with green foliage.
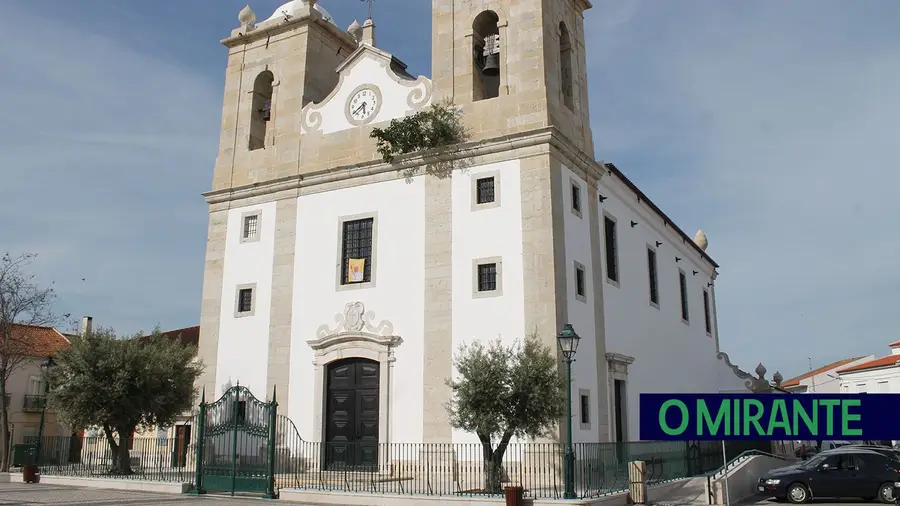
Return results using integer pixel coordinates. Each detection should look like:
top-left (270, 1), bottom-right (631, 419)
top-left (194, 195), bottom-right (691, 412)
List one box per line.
top-left (369, 97), bottom-right (470, 178)
top-left (46, 327), bottom-right (203, 474)
top-left (445, 335), bottom-right (566, 493)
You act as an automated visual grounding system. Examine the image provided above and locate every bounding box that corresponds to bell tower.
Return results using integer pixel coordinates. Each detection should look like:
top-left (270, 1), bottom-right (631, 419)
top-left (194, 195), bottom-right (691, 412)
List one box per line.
top-left (209, 1), bottom-right (358, 193)
top-left (431, 0), bottom-right (594, 154)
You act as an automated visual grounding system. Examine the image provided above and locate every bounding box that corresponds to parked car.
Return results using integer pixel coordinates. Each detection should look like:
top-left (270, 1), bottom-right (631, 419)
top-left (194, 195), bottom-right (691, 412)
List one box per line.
top-left (757, 447), bottom-right (900, 503)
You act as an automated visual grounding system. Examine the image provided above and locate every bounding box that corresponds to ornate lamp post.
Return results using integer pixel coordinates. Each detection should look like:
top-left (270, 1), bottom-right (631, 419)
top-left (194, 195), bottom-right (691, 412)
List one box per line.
top-left (35, 356), bottom-right (56, 466)
top-left (556, 324), bottom-right (580, 500)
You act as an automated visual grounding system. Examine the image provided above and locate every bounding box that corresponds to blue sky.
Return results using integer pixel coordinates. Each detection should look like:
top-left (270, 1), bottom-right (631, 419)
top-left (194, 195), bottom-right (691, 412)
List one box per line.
top-left (1, 0), bottom-right (898, 380)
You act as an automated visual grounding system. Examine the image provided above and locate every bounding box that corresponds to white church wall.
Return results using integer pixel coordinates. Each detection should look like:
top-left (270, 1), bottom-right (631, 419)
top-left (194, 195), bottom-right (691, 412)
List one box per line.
top-left (450, 159), bottom-right (526, 444)
top-left (289, 177), bottom-right (426, 443)
top-left (561, 166), bottom-right (602, 443)
top-left (215, 201), bottom-right (277, 400)
top-left (597, 174), bottom-right (723, 441)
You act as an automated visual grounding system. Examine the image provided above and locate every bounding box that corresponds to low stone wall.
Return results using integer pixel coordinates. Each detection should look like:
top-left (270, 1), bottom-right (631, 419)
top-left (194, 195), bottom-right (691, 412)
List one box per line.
top-left (278, 477), bottom-right (692, 505)
top-left (0, 472), bottom-right (191, 493)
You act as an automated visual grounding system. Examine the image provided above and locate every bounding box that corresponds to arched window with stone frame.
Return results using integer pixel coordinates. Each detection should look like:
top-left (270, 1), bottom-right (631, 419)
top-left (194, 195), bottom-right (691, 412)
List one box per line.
top-left (559, 21), bottom-right (575, 111)
top-left (249, 71), bottom-right (274, 151)
top-left (472, 10), bottom-right (501, 101)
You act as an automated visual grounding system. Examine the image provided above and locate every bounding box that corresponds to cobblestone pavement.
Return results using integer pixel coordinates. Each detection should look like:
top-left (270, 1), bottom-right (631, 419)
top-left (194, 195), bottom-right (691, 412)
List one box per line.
top-left (0, 482), bottom-right (306, 505)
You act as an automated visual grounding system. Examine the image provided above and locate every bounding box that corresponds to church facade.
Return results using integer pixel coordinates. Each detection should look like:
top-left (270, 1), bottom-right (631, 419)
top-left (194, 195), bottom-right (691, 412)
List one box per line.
top-left (195, 0), bottom-right (753, 461)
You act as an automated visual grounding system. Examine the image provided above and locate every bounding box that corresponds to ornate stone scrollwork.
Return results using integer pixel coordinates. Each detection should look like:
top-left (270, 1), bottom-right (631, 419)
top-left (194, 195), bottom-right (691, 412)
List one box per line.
top-left (717, 352), bottom-right (776, 393)
top-left (316, 301), bottom-right (394, 339)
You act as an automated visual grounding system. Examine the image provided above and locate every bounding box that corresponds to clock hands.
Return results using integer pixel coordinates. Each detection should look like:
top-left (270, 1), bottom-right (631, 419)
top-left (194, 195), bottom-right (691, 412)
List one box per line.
top-left (352, 102), bottom-right (368, 117)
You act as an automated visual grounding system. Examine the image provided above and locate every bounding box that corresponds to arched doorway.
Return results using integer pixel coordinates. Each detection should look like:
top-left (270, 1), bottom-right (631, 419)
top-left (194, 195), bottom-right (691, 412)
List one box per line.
top-left (324, 357), bottom-right (380, 470)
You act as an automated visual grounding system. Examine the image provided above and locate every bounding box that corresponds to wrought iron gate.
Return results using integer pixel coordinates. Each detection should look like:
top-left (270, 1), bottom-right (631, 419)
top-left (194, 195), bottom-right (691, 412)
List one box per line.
top-left (192, 385), bottom-right (278, 498)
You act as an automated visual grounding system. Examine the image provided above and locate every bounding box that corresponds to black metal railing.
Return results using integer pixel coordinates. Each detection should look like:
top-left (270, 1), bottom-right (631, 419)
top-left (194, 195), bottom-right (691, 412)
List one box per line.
top-left (13, 435), bottom-right (195, 483)
top-left (13, 434), bottom-right (720, 499)
top-left (22, 395), bottom-right (46, 411)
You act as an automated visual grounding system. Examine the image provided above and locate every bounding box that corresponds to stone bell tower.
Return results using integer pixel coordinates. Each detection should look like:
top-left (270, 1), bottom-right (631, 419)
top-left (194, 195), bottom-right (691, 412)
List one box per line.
top-left (430, 0), bottom-right (594, 154)
top-left (209, 1), bottom-right (358, 193)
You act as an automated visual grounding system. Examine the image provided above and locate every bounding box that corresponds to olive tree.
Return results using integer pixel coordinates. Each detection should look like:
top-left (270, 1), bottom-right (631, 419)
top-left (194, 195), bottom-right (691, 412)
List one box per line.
top-left (47, 327), bottom-right (203, 474)
top-left (446, 335), bottom-right (566, 493)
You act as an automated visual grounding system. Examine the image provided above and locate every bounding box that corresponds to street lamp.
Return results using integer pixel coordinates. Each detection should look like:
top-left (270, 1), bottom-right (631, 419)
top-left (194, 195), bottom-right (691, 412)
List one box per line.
top-left (556, 324), bottom-right (580, 500)
top-left (35, 356), bottom-right (56, 466)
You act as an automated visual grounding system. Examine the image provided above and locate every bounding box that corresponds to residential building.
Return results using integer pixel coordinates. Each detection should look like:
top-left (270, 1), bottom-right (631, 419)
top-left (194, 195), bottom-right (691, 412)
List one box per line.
top-left (3, 323), bottom-right (72, 447)
top-left (195, 0), bottom-right (757, 461)
top-left (781, 356), bottom-right (874, 393)
top-left (837, 342), bottom-right (900, 393)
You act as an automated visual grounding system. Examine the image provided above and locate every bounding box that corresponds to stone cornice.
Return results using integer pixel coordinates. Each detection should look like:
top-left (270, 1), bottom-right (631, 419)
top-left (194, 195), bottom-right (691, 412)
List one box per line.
top-left (203, 126), bottom-right (608, 205)
top-left (221, 9), bottom-right (357, 49)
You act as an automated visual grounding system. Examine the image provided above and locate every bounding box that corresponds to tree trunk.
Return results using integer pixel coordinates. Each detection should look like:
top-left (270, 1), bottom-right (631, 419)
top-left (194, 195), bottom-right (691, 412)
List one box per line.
top-left (103, 424), bottom-right (133, 475)
top-left (0, 374), bottom-right (9, 472)
top-left (479, 432), bottom-right (512, 494)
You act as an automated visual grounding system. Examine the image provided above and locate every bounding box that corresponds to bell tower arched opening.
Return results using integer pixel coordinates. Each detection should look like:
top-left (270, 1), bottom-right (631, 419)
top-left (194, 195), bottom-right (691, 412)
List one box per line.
top-left (472, 11), bottom-right (500, 101)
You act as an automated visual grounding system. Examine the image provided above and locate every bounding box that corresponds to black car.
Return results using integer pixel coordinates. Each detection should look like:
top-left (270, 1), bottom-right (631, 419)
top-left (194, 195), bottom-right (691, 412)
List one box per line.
top-left (757, 448), bottom-right (900, 503)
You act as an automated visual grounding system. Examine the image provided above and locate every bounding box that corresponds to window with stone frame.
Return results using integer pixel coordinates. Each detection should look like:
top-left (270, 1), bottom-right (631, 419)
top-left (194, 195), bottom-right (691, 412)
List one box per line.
top-left (476, 176), bottom-right (496, 204)
top-left (341, 217), bottom-right (375, 285)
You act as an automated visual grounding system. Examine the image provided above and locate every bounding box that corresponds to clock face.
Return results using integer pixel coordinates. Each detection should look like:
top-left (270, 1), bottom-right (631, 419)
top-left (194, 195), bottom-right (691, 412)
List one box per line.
top-left (348, 87), bottom-right (379, 123)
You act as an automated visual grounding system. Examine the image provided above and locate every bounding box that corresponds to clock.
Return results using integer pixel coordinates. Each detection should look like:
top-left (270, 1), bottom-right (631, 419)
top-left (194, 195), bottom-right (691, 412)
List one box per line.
top-left (347, 86), bottom-right (380, 125)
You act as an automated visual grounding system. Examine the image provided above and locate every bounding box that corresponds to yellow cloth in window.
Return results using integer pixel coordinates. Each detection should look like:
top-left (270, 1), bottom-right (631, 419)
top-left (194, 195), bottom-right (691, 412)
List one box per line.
top-left (347, 258), bottom-right (366, 283)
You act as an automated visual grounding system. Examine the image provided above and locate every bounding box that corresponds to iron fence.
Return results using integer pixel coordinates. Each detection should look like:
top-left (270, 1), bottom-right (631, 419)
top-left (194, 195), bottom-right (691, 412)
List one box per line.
top-left (272, 439), bottom-right (721, 499)
top-left (12, 435), bottom-right (195, 483)
top-left (12, 435), bottom-right (720, 499)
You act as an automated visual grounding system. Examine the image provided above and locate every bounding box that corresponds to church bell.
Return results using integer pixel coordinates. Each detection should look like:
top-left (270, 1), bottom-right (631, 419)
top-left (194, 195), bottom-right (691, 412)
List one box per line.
top-left (260, 100), bottom-right (271, 121)
top-left (481, 33), bottom-right (500, 77)
top-left (482, 53), bottom-right (500, 77)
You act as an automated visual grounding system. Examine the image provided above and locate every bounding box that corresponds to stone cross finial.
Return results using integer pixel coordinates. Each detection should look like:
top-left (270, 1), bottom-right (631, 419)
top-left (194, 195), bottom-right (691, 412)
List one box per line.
top-left (238, 5), bottom-right (256, 30)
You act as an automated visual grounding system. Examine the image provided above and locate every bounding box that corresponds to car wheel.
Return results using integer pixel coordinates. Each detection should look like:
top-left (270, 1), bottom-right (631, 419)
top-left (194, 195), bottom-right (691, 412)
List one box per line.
top-left (787, 483), bottom-right (810, 504)
top-left (878, 482), bottom-right (894, 503)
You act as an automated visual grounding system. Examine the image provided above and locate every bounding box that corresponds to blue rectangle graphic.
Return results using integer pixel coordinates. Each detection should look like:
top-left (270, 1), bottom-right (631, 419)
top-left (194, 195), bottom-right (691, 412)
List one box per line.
top-left (639, 393), bottom-right (900, 440)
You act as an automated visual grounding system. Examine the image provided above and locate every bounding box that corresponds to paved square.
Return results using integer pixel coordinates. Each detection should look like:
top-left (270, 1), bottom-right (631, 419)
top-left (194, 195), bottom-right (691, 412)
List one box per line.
top-left (0, 482), bottom-right (306, 505)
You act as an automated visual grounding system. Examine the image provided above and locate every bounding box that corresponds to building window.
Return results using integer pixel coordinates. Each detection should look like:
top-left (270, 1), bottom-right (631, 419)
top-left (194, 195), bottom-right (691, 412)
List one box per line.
top-left (841, 384), bottom-right (849, 393)
top-left (339, 216), bottom-right (375, 287)
top-left (249, 71), bottom-right (274, 151)
top-left (240, 210), bottom-right (261, 243)
top-left (703, 289), bottom-right (712, 335)
top-left (647, 247), bottom-right (659, 307)
top-left (678, 270), bottom-right (689, 323)
top-left (472, 11), bottom-right (501, 101)
top-left (857, 384), bottom-right (867, 393)
top-left (472, 257), bottom-right (503, 298)
top-left (571, 181), bottom-right (582, 218)
top-left (471, 172), bottom-right (501, 210)
top-left (234, 283), bottom-right (256, 318)
top-left (878, 381), bottom-right (889, 393)
top-left (574, 261), bottom-right (586, 303)
top-left (603, 215), bottom-right (619, 285)
top-left (476, 177), bottom-right (495, 204)
top-left (559, 22), bottom-right (574, 111)
top-left (579, 389), bottom-right (591, 430)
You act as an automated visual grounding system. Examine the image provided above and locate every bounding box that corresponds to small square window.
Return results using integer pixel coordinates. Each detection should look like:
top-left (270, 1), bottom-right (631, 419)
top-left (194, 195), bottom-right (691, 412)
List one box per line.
top-left (574, 261), bottom-right (586, 303)
top-left (472, 257), bottom-right (503, 298)
top-left (571, 182), bottom-right (582, 217)
top-left (234, 283), bottom-right (256, 318)
top-left (238, 289), bottom-right (253, 312)
top-left (240, 211), bottom-right (262, 244)
top-left (476, 177), bottom-right (495, 204)
top-left (471, 172), bottom-right (501, 210)
top-left (478, 263), bottom-right (497, 292)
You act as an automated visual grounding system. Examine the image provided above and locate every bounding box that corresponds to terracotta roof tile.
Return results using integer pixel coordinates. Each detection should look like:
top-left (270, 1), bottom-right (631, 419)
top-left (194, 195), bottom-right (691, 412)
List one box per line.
top-left (138, 326), bottom-right (199, 351)
top-left (782, 357), bottom-right (867, 387)
top-left (838, 354), bottom-right (900, 374)
top-left (4, 323), bottom-right (70, 358)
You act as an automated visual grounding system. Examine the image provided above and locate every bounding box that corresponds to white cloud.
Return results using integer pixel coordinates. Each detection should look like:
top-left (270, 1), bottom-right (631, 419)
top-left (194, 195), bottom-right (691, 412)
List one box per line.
top-left (585, 1), bottom-right (900, 376)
